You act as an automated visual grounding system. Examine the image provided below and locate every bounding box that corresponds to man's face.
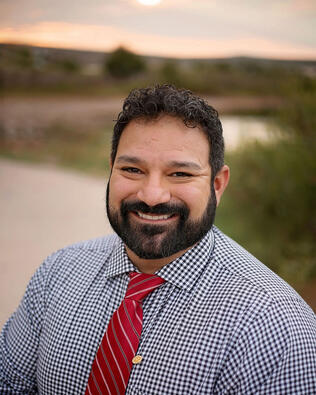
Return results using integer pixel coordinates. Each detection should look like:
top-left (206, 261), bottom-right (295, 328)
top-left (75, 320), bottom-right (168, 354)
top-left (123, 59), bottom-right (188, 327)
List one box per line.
top-left (107, 115), bottom-right (215, 260)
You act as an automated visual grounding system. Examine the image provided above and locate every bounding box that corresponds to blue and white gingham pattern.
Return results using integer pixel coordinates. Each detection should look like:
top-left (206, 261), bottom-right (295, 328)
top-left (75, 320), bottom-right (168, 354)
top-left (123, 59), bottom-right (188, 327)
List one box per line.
top-left (1, 226), bottom-right (315, 394)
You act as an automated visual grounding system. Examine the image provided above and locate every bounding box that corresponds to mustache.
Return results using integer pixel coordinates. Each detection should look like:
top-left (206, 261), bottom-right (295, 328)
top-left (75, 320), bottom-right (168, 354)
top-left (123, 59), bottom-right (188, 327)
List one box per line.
top-left (120, 200), bottom-right (189, 217)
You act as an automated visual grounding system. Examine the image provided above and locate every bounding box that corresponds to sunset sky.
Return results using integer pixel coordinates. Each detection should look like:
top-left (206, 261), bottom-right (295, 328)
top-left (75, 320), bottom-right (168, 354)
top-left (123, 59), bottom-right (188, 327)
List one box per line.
top-left (1, 0), bottom-right (316, 59)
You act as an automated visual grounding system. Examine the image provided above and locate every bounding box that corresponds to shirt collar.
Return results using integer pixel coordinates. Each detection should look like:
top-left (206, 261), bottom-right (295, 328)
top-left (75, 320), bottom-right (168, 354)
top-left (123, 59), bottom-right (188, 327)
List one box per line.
top-left (156, 229), bottom-right (214, 291)
top-left (106, 228), bottom-right (215, 292)
top-left (105, 238), bottom-right (135, 278)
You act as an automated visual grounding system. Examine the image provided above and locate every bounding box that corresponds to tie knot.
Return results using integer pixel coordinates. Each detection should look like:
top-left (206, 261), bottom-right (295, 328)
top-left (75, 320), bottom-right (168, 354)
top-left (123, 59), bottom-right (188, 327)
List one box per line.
top-left (125, 272), bottom-right (165, 302)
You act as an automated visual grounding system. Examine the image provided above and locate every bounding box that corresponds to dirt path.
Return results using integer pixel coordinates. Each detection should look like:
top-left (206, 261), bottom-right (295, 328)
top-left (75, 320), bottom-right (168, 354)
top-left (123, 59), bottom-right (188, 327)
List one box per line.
top-left (0, 159), bottom-right (112, 326)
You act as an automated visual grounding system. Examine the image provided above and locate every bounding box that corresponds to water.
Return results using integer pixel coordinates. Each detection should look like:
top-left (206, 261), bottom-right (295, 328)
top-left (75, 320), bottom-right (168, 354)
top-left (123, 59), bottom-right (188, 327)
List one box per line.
top-left (221, 116), bottom-right (275, 151)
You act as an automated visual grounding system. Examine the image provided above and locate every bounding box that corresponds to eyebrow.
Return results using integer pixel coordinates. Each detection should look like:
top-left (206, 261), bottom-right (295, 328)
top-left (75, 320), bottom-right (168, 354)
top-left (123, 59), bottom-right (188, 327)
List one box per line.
top-left (116, 155), bottom-right (144, 165)
top-left (167, 160), bottom-right (203, 171)
top-left (116, 155), bottom-right (203, 171)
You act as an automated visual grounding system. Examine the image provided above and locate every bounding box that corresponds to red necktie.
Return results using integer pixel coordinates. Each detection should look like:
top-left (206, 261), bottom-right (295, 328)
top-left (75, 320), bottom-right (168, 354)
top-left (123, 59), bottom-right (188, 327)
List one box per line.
top-left (85, 272), bottom-right (165, 395)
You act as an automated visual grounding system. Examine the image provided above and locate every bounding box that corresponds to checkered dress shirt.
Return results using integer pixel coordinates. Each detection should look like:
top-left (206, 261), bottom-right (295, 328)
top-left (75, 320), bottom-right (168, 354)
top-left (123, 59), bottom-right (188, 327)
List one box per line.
top-left (1, 226), bottom-right (315, 394)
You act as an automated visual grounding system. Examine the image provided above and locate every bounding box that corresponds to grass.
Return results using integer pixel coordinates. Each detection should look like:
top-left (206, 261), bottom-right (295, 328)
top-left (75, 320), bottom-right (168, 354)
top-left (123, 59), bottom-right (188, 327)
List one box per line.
top-left (0, 121), bottom-right (113, 176)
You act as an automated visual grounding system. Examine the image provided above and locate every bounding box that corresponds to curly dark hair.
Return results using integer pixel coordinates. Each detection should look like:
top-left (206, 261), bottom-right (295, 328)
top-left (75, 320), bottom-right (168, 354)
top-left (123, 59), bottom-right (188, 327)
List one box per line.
top-left (111, 85), bottom-right (224, 178)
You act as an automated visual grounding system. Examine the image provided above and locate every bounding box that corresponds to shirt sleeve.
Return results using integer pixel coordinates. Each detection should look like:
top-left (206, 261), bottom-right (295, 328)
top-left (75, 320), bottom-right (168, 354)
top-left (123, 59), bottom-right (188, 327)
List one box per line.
top-left (216, 296), bottom-right (316, 394)
top-left (0, 254), bottom-right (54, 393)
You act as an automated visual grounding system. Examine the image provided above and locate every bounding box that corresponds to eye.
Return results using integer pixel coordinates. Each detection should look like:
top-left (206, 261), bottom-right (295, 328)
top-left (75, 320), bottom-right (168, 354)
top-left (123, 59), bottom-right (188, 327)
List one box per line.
top-left (170, 172), bottom-right (193, 177)
top-left (121, 167), bottom-right (142, 174)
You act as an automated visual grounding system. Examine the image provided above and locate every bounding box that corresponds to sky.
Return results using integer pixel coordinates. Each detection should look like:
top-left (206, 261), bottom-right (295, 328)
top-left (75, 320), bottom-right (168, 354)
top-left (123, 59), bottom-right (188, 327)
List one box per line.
top-left (1, 0), bottom-right (316, 59)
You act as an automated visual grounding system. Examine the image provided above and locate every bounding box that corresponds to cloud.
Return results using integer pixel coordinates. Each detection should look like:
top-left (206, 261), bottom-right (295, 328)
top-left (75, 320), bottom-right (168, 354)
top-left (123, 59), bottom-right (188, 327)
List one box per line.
top-left (285, 0), bottom-right (316, 12)
top-left (0, 0), bottom-right (315, 58)
top-left (1, 0), bottom-right (315, 47)
top-left (1, 21), bottom-right (316, 59)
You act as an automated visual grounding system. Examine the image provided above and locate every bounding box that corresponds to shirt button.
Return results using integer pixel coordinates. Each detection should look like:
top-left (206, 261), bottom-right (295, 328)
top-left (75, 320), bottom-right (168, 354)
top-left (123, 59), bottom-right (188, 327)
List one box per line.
top-left (132, 355), bottom-right (143, 364)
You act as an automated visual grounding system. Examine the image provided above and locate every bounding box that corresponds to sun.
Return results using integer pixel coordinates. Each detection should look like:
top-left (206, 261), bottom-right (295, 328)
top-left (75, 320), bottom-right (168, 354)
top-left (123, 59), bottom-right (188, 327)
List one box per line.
top-left (137, 0), bottom-right (161, 6)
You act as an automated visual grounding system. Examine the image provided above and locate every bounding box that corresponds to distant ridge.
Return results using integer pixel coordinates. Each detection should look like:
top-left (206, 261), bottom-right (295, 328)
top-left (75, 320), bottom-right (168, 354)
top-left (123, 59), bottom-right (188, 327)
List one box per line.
top-left (1, 42), bottom-right (316, 68)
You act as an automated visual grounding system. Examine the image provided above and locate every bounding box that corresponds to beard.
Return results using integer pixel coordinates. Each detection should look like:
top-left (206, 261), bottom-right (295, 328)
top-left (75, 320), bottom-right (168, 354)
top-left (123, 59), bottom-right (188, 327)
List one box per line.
top-left (106, 183), bottom-right (217, 260)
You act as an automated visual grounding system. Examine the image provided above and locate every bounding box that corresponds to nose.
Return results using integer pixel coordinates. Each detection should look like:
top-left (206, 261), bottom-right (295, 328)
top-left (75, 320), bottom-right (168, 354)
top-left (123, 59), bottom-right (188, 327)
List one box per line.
top-left (137, 177), bottom-right (171, 207)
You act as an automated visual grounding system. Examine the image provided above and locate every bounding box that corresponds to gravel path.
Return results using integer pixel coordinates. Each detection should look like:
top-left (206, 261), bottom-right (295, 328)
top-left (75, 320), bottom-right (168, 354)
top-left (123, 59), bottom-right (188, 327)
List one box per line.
top-left (0, 159), bottom-right (112, 326)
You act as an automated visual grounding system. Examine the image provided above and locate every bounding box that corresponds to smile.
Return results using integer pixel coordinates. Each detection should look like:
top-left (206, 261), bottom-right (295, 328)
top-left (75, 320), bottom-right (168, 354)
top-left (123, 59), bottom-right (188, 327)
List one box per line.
top-left (136, 211), bottom-right (174, 221)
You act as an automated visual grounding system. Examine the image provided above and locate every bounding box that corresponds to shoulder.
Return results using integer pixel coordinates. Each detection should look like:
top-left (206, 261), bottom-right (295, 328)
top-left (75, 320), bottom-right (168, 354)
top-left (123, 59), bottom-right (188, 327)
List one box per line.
top-left (58, 233), bottom-right (120, 253)
top-left (45, 233), bottom-right (120, 266)
top-left (211, 226), bottom-right (315, 333)
top-left (29, 234), bottom-right (121, 297)
top-left (211, 227), bottom-right (316, 393)
top-left (212, 226), bottom-right (305, 303)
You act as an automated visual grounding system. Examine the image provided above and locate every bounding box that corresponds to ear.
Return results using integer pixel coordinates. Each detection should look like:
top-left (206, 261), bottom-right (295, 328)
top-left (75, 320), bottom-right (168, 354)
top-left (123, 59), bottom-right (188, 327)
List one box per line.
top-left (214, 165), bottom-right (230, 206)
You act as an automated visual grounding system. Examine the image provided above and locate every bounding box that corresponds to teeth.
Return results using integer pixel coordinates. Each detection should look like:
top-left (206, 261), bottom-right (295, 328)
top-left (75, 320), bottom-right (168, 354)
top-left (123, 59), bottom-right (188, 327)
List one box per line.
top-left (137, 212), bottom-right (172, 220)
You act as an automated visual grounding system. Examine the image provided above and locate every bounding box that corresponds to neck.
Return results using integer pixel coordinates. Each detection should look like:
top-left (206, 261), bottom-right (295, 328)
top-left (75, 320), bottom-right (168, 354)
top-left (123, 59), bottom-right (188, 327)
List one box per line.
top-left (125, 245), bottom-right (192, 274)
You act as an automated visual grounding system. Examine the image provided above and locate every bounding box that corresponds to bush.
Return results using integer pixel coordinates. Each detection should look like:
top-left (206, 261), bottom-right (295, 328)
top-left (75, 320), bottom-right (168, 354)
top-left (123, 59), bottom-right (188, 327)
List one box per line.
top-left (216, 90), bottom-right (316, 287)
top-left (105, 47), bottom-right (146, 79)
top-left (16, 47), bottom-right (33, 69)
top-left (159, 61), bottom-right (183, 86)
top-left (57, 59), bottom-right (80, 74)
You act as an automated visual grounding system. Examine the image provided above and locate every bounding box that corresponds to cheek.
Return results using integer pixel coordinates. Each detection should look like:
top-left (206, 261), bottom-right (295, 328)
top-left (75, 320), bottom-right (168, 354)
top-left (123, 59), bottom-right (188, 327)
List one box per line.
top-left (109, 176), bottom-right (137, 208)
top-left (174, 183), bottom-right (210, 218)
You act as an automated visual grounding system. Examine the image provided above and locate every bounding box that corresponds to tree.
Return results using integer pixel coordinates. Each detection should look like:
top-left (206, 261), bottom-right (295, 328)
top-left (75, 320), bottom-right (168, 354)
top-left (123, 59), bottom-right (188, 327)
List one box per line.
top-left (105, 47), bottom-right (146, 78)
top-left (159, 60), bottom-right (182, 86)
top-left (15, 47), bottom-right (33, 69)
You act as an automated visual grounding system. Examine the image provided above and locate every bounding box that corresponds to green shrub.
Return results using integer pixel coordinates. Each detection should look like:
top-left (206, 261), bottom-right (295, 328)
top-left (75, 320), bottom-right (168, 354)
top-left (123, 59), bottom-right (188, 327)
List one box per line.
top-left (216, 91), bottom-right (316, 287)
top-left (158, 61), bottom-right (183, 86)
top-left (16, 47), bottom-right (34, 69)
top-left (57, 59), bottom-right (80, 74)
top-left (105, 47), bottom-right (146, 79)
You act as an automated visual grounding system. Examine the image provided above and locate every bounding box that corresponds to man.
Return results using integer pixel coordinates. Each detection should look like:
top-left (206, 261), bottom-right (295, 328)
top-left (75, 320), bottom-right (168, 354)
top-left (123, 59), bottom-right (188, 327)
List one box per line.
top-left (1, 85), bottom-right (315, 394)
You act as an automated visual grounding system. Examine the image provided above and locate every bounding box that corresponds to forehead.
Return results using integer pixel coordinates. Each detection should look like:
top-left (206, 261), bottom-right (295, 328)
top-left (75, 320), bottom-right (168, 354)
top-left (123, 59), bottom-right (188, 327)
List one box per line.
top-left (116, 115), bottom-right (210, 166)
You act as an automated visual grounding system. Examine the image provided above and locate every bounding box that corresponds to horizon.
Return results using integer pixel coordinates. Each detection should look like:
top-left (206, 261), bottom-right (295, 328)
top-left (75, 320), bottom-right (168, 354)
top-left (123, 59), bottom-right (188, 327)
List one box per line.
top-left (2, 41), bottom-right (316, 63)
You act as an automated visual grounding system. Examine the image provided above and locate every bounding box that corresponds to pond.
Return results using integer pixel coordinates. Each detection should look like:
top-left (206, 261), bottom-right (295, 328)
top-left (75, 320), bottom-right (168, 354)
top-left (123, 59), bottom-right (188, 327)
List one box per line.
top-left (221, 116), bottom-right (277, 151)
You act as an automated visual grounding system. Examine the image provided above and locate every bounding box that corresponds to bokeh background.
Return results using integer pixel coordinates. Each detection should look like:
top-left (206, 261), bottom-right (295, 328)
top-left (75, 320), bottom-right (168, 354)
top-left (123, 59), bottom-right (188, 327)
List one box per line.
top-left (1, 0), bottom-right (315, 325)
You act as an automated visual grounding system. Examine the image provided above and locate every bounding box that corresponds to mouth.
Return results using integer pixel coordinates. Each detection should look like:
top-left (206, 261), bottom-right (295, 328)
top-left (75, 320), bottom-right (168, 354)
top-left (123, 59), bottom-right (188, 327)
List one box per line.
top-left (132, 211), bottom-right (177, 222)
